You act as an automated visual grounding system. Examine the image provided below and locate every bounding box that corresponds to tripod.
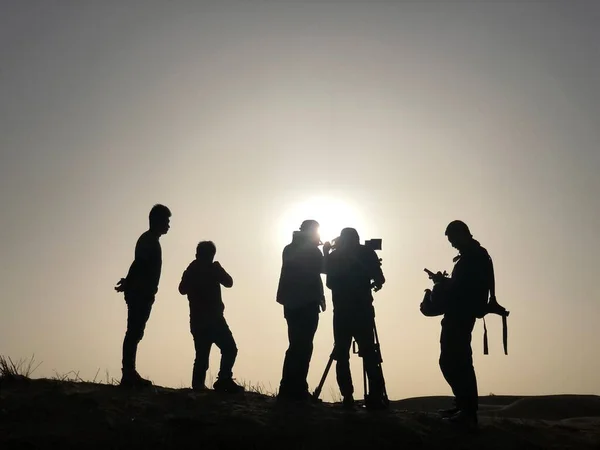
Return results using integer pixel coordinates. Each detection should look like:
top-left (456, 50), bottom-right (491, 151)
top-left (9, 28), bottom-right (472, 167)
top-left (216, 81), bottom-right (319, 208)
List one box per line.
top-left (312, 321), bottom-right (388, 407)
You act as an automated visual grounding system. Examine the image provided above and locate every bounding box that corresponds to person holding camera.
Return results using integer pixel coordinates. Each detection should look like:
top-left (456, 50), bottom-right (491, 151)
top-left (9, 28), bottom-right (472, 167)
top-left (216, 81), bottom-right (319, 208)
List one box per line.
top-left (324, 227), bottom-right (387, 410)
top-left (422, 220), bottom-right (499, 428)
top-left (178, 241), bottom-right (244, 393)
top-left (276, 220), bottom-right (326, 402)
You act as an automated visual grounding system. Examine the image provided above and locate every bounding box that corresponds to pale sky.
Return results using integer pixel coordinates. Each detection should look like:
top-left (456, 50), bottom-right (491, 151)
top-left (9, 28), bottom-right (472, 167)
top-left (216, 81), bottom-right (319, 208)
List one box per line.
top-left (1, 0), bottom-right (599, 400)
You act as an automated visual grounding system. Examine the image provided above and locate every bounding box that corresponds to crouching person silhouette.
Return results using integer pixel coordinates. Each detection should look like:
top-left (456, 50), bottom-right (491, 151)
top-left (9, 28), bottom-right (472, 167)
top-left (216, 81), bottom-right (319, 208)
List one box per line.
top-left (178, 241), bottom-right (244, 393)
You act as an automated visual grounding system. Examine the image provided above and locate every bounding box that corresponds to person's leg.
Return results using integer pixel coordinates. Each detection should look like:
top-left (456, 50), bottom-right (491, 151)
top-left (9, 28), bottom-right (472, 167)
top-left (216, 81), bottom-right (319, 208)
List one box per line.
top-left (279, 306), bottom-right (301, 398)
top-left (191, 324), bottom-right (212, 390)
top-left (212, 316), bottom-right (244, 393)
top-left (451, 317), bottom-right (478, 415)
top-left (333, 312), bottom-right (354, 401)
top-left (279, 303), bottom-right (319, 399)
top-left (439, 317), bottom-right (478, 427)
top-left (295, 303), bottom-right (319, 396)
top-left (121, 296), bottom-right (154, 386)
top-left (439, 320), bottom-right (460, 403)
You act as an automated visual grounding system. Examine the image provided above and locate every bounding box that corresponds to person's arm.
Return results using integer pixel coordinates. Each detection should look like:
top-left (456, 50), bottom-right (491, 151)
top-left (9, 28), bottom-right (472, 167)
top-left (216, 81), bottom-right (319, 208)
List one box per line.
top-left (128, 234), bottom-right (158, 283)
top-left (321, 242), bottom-right (332, 274)
top-left (134, 234), bottom-right (156, 267)
top-left (316, 251), bottom-right (326, 311)
top-left (276, 248), bottom-right (288, 305)
top-left (448, 254), bottom-right (486, 304)
top-left (178, 267), bottom-right (190, 295)
top-left (325, 253), bottom-right (338, 291)
top-left (214, 261), bottom-right (233, 288)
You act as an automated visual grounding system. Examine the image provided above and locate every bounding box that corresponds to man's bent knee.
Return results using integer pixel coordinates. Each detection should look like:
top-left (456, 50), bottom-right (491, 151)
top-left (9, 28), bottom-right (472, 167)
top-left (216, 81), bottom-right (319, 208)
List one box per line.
top-left (224, 344), bottom-right (238, 359)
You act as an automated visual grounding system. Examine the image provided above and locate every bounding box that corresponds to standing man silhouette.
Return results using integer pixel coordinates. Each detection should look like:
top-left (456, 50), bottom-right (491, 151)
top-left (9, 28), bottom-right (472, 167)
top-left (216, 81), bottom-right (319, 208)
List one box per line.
top-left (115, 204), bottom-right (171, 388)
top-left (437, 220), bottom-right (493, 428)
top-left (276, 220), bottom-right (326, 401)
top-left (325, 228), bottom-right (387, 410)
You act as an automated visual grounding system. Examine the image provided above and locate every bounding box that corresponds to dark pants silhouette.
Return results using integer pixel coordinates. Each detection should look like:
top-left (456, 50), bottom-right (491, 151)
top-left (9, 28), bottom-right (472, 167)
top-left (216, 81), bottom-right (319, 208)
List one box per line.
top-left (122, 295), bottom-right (154, 372)
top-left (439, 316), bottom-right (478, 414)
top-left (280, 302), bottom-right (320, 398)
top-left (191, 315), bottom-right (238, 389)
top-left (333, 306), bottom-right (384, 399)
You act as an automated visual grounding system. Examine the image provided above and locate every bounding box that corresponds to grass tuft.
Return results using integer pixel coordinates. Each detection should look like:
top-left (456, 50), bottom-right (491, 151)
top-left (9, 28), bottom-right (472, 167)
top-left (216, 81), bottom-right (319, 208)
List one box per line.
top-left (238, 379), bottom-right (278, 397)
top-left (0, 354), bottom-right (42, 381)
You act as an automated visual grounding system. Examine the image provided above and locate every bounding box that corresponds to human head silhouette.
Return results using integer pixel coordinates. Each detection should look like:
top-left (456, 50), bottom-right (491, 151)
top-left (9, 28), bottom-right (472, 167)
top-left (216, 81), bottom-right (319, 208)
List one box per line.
top-left (337, 227), bottom-right (360, 249)
top-left (445, 220), bottom-right (473, 251)
top-left (196, 241), bottom-right (217, 263)
top-left (149, 204), bottom-right (171, 236)
top-left (299, 219), bottom-right (321, 246)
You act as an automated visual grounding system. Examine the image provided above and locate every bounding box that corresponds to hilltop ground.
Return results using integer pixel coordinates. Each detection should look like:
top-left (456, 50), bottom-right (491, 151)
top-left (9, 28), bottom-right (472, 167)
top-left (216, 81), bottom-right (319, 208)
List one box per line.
top-left (1, 375), bottom-right (599, 450)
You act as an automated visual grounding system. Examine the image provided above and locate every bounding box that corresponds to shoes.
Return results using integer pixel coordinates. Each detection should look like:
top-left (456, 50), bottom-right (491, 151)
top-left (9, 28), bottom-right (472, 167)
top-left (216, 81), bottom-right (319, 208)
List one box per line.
top-left (277, 389), bottom-right (311, 403)
top-left (120, 370), bottom-right (152, 388)
top-left (365, 394), bottom-right (389, 411)
top-left (342, 395), bottom-right (356, 410)
top-left (437, 406), bottom-right (460, 418)
top-left (443, 410), bottom-right (478, 430)
top-left (213, 377), bottom-right (245, 394)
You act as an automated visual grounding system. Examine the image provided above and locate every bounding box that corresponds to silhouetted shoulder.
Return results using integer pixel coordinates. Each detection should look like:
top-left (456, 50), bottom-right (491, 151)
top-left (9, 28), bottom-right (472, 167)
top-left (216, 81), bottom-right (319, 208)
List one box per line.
top-left (135, 230), bottom-right (160, 260)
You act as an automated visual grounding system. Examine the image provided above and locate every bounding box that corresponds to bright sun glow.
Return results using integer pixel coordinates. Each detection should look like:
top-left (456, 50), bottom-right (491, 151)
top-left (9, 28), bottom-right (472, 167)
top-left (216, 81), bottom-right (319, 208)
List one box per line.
top-left (277, 196), bottom-right (367, 246)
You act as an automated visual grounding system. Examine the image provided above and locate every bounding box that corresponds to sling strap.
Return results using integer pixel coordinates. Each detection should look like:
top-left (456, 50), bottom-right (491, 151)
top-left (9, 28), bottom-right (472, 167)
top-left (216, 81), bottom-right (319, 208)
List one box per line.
top-left (485, 255), bottom-right (509, 355)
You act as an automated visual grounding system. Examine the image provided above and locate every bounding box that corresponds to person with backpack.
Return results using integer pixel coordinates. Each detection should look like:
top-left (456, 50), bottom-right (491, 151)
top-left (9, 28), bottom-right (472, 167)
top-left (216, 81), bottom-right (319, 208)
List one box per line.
top-left (422, 220), bottom-right (508, 428)
top-left (178, 241), bottom-right (244, 393)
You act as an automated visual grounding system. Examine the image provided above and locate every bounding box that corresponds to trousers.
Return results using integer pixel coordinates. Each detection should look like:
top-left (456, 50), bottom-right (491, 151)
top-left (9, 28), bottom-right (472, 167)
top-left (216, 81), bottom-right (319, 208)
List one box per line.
top-left (439, 315), bottom-right (478, 413)
top-left (279, 302), bottom-right (320, 398)
top-left (190, 315), bottom-right (238, 389)
top-left (333, 306), bottom-right (384, 399)
top-left (122, 294), bottom-right (154, 372)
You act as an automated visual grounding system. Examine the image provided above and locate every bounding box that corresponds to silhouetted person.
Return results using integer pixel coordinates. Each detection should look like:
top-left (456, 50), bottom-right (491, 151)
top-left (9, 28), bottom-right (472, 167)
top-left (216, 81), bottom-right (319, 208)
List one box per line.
top-left (436, 220), bottom-right (494, 428)
top-left (325, 228), bottom-right (387, 410)
top-left (178, 241), bottom-right (244, 393)
top-left (115, 204), bottom-right (171, 388)
top-left (276, 220), bottom-right (326, 401)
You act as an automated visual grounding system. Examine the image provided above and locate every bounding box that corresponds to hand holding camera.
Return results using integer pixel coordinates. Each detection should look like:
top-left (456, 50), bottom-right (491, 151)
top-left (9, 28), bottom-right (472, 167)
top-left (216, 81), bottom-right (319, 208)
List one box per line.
top-left (114, 278), bottom-right (127, 293)
top-left (424, 268), bottom-right (449, 285)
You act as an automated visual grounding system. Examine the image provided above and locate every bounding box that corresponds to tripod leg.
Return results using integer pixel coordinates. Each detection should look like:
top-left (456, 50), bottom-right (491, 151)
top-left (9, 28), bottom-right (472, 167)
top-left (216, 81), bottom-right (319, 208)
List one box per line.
top-left (362, 357), bottom-right (368, 404)
top-left (372, 324), bottom-right (389, 405)
top-left (312, 347), bottom-right (335, 400)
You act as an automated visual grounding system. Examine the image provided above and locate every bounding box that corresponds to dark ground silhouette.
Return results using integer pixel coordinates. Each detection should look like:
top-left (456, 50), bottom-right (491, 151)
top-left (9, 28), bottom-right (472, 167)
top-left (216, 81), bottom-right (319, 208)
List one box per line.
top-left (1, 378), bottom-right (599, 449)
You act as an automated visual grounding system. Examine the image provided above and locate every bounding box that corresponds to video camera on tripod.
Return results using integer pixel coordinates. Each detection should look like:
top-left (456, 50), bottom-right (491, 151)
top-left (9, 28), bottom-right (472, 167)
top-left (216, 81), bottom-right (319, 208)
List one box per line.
top-left (313, 235), bottom-right (388, 409)
top-left (328, 236), bottom-right (382, 251)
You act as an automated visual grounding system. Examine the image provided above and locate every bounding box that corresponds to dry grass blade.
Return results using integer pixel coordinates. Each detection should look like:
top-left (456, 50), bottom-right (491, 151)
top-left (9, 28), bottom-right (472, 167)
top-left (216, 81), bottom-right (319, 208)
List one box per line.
top-left (0, 354), bottom-right (42, 380)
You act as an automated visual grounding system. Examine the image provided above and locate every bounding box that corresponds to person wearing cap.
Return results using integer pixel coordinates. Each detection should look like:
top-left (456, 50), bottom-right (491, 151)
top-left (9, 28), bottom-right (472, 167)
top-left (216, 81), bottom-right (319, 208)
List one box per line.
top-left (437, 220), bottom-right (494, 428)
top-left (324, 227), bottom-right (387, 410)
top-left (276, 219), bottom-right (326, 401)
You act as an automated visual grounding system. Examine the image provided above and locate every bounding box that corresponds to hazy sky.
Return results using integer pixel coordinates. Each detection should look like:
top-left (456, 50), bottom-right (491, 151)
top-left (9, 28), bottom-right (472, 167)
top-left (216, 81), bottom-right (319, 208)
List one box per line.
top-left (1, 1), bottom-right (599, 400)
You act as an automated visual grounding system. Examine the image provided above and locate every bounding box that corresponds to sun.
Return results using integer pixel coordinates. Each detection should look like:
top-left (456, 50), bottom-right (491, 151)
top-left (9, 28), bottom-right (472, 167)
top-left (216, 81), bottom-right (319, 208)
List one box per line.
top-left (276, 196), bottom-right (366, 246)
